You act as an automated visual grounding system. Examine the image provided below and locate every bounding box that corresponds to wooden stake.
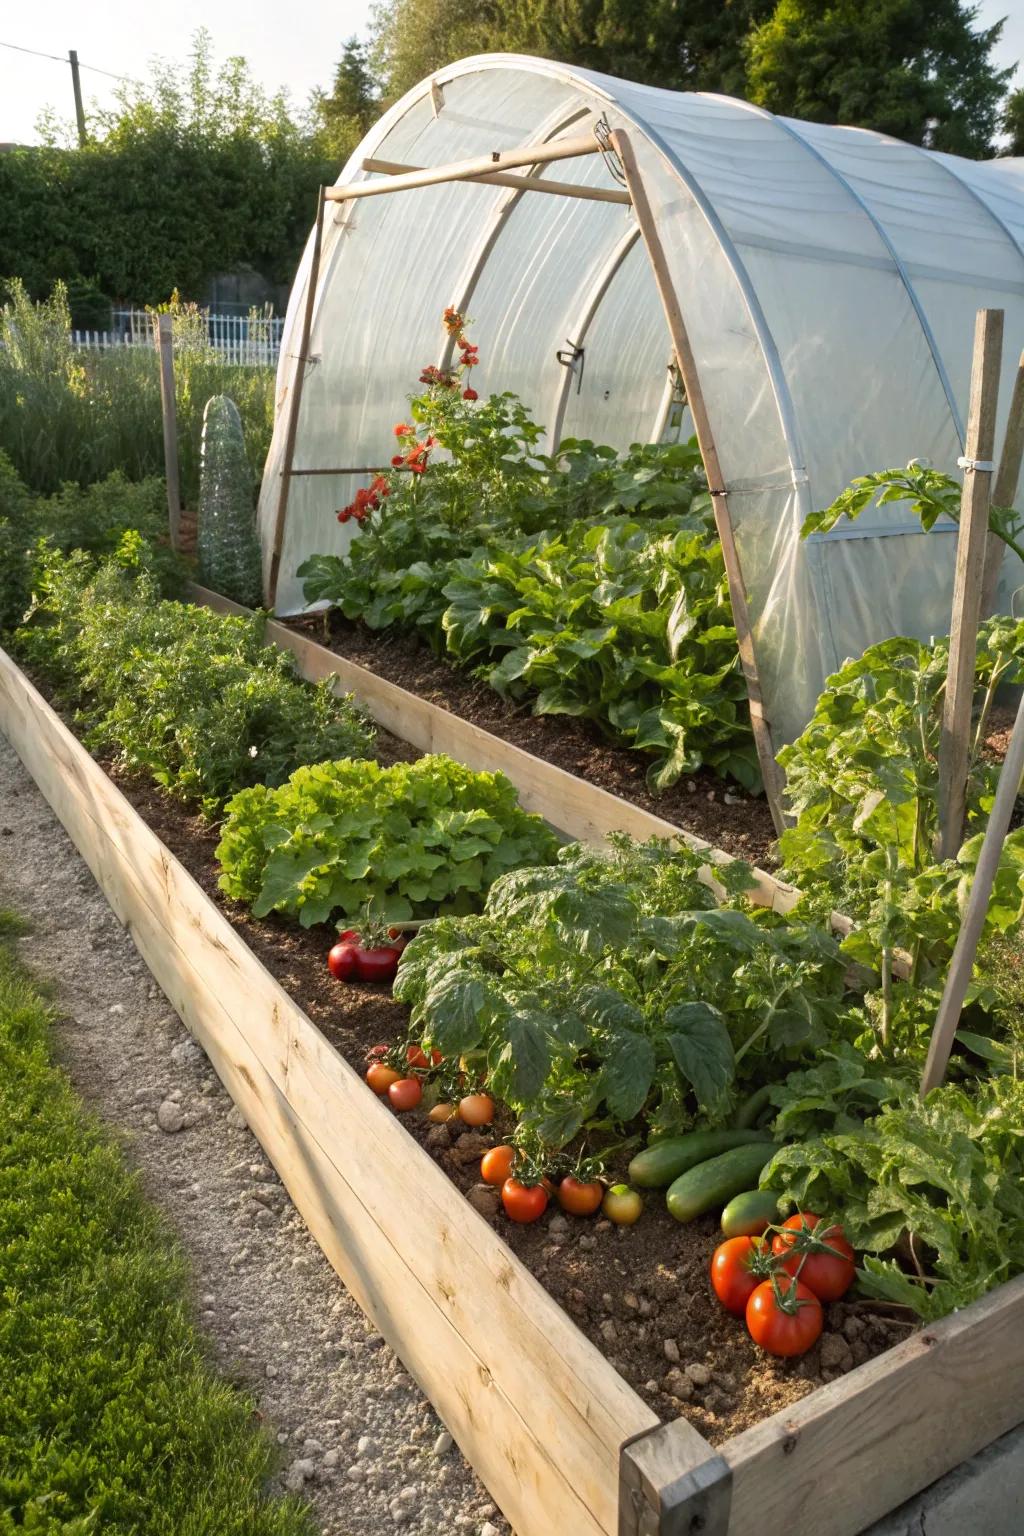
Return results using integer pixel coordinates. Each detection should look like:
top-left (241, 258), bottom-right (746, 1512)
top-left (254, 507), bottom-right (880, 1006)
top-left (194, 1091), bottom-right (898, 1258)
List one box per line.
top-left (156, 314), bottom-right (182, 551)
top-left (922, 684), bottom-right (1024, 1095)
top-left (609, 128), bottom-right (788, 836)
top-left (980, 349), bottom-right (1024, 616)
top-left (936, 308), bottom-right (1003, 861)
top-left (268, 186), bottom-right (327, 609)
top-left (361, 156), bottom-right (631, 206)
top-left (325, 133), bottom-right (600, 203)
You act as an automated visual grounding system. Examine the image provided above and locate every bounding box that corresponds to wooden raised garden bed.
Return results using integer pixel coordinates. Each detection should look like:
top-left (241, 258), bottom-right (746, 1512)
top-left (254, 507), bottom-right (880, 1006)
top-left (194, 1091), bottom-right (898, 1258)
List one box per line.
top-left (3, 638), bottom-right (1024, 1536)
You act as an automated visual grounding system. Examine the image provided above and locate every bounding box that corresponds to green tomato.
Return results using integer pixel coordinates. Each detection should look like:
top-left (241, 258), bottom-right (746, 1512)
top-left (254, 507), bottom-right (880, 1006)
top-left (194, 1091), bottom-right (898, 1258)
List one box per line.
top-left (602, 1183), bottom-right (643, 1226)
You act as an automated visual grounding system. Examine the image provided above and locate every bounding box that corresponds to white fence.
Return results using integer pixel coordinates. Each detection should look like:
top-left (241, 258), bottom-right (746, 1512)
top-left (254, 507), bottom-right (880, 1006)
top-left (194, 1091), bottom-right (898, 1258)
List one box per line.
top-left (71, 310), bottom-right (283, 367)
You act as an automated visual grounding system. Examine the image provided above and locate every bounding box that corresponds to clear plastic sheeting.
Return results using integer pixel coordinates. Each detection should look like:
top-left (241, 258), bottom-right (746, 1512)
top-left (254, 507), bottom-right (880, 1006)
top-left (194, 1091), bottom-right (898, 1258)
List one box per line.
top-left (258, 53), bottom-right (1024, 745)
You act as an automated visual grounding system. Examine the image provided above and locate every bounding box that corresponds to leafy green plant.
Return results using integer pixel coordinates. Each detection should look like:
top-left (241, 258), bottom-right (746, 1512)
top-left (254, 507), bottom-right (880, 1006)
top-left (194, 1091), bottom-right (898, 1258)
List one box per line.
top-left (0, 922), bottom-right (314, 1536)
top-left (16, 546), bottom-right (374, 815)
top-left (216, 754), bottom-right (559, 925)
top-left (197, 394), bottom-right (263, 605)
top-left (762, 1076), bottom-right (1024, 1320)
top-left (394, 836), bottom-right (849, 1145)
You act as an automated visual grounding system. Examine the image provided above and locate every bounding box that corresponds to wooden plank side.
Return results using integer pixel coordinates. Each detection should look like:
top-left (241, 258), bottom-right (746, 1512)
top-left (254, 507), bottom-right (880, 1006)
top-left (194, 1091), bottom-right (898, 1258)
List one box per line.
top-left (0, 647), bottom-right (663, 1536)
top-left (720, 1273), bottom-right (1024, 1536)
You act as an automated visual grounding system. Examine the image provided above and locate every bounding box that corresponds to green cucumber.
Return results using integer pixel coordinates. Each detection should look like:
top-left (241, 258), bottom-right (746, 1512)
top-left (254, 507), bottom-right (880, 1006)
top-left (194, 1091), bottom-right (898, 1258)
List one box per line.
top-left (733, 1084), bottom-right (772, 1130)
top-left (720, 1188), bottom-right (781, 1238)
top-left (666, 1143), bottom-right (780, 1224)
top-left (628, 1128), bottom-right (773, 1190)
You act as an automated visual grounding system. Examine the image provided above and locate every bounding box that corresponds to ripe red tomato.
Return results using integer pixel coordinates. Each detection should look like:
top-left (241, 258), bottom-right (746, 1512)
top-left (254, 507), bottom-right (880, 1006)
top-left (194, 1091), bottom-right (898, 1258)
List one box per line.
top-left (355, 946), bottom-right (403, 984)
top-left (746, 1278), bottom-right (823, 1357)
top-left (558, 1176), bottom-right (604, 1216)
top-left (387, 1077), bottom-right (423, 1112)
top-left (327, 942), bottom-right (359, 980)
top-left (366, 1063), bottom-right (402, 1095)
top-left (459, 1093), bottom-right (494, 1126)
top-left (406, 1043), bottom-right (443, 1069)
top-left (772, 1213), bottom-right (856, 1302)
top-left (501, 1178), bottom-right (549, 1223)
top-left (710, 1236), bottom-right (765, 1316)
top-left (480, 1145), bottom-right (517, 1186)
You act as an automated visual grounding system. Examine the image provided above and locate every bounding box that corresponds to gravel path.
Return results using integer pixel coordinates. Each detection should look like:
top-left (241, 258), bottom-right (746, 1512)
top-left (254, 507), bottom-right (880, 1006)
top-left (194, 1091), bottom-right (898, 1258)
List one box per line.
top-left (0, 732), bottom-right (510, 1536)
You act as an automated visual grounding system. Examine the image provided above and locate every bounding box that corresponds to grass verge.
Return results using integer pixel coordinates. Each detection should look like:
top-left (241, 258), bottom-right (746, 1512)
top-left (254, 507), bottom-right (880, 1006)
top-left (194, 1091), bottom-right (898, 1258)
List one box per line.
top-left (0, 909), bottom-right (315, 1536)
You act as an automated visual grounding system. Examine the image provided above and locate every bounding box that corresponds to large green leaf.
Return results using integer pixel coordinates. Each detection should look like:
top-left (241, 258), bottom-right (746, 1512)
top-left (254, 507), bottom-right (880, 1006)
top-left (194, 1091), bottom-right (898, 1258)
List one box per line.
top-left (662, 1002), bottom-right (734, 1109)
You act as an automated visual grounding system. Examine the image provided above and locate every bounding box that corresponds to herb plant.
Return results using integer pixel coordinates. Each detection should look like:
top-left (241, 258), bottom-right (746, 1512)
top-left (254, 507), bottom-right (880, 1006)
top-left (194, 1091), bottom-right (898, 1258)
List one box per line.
top-left (216, 754), bottom-right (559, 924)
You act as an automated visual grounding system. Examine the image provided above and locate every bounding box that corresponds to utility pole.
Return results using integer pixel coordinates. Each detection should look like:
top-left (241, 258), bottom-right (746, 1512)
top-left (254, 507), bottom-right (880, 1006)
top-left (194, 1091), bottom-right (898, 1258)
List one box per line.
top-left (69, 50), bottom-right (87, 146)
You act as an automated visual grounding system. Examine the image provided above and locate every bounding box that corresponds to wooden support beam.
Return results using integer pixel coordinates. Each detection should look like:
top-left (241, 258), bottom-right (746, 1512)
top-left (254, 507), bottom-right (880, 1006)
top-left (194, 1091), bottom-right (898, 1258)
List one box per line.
top-left (981, 348), bottom-right (1024, 615)
top-left (156, 314), bottom-right (182, 551)
top-left (325, 133), bottom-right (600, 203)
top-left (362, 156), bottom-right (631, 206)
top-left (268, 186), bottom-right (327, 609)
top-left (936, 308), bottom-right (1003, 860)
top-left (609, 128), bottom-right (788, 837)
top-left (922, 683), bottom-right (1024, 1095)
top-left (619, 1423), bottom-right (731, 1536)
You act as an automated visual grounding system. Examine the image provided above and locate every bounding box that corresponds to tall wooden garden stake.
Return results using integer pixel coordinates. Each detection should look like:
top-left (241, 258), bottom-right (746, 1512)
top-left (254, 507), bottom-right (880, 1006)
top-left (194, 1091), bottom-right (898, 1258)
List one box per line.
top-left (156, 314), bottom-right (182, 551)
top-left (980, 348), bottom-right (1024, 616)
top-left (268, 186), bottom-right (327, 609)
top-left (922, 685), bottom-right (1024, 1095)
top-left (609, 127), bottom-right (788, 836)
top-left (936, 308), bottom-right (1003, 861)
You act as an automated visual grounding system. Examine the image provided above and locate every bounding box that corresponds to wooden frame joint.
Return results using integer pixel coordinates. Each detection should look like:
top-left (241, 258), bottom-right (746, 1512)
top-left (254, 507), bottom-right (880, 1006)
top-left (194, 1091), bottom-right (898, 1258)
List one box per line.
top-left (620, 1422), bottom-right (732, 1535)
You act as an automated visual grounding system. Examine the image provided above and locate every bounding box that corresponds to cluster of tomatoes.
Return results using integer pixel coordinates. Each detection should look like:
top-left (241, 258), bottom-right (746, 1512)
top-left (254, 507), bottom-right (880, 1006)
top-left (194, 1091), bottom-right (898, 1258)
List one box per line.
top-left (710, 1212), bottom-right (856, 1358)
top-left (478, 1145), bottom-right (644, 1228)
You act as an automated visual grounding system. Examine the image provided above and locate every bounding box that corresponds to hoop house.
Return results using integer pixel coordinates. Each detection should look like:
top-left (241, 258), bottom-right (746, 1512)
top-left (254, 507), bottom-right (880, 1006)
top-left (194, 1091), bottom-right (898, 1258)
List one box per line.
top-left (258, 53), bottom-right (1024, 750)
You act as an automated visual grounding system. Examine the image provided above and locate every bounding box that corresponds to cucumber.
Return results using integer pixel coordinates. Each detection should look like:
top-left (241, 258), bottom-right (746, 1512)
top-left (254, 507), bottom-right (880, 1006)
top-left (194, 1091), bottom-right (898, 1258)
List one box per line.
top-left (733, 1084), bottom-right (772, 1130)
top-left (628, 1128), bottom-right (773, 1190)
top-left (666, 1143), bottom-right (780, 1224)
top-left (720, 1188), bottom-right (781, 1238)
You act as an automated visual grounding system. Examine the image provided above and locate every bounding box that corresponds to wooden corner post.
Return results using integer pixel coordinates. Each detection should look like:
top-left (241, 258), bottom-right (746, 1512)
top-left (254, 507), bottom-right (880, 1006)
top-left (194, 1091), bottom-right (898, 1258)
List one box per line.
top-left (608, 128), bottom-right (788, 836)
top-left (268, 185), bottom-right (327, 610)
top-left (156, 314), bottom-right (182, 551)
top-left (619, 1421), bottom-right (731, 1536)
top-left (936, 308), bottom-right (1003, 861)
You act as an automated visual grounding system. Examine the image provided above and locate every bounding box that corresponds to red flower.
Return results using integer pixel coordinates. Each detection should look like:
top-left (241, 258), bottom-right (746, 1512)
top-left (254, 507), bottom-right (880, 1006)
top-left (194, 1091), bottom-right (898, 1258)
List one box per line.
top-left (443, 307), bottom-right (464, 334)
top-left (390, 454), bottom-right (404, 467)
top-left (463, 387), bottom-right (478, 401)
top-left (458, 334), bottom-right (473, 352)
top-left (409, 461), bottom-right (427, 476)
top-left (394, 422), bottom-right (412, 437)
top-left (462, 353), bottom-right (478, 367)
top-left (337, 507), bottom-right (352, 523)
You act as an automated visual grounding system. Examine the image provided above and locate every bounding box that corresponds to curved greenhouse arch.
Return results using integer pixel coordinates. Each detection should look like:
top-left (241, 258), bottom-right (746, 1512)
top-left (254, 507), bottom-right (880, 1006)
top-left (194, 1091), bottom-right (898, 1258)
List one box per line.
top-left (258, 53), bottom-right (1024, 752)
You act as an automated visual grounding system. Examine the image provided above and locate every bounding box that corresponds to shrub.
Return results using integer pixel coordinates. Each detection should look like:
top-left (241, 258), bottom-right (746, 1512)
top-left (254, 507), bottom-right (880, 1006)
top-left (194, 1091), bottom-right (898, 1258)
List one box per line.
top-left (197, 394), bottom-right (263, 605)
top-left (216, 754), bottom-right (560, 924)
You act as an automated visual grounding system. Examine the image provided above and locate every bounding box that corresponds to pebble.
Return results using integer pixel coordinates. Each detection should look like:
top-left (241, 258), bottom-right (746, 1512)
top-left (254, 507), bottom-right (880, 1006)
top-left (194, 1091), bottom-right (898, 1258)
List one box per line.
top-left (686, 1362), bottom-right (712, 1387)
top-left (548, 1213), bottom-right (569, 1234)
top-left (663, 1367), bottom-right (693, 1401)
top-left (225, 1104), bottom-right (247, 1130)
top-left (357, 1435), bottom-right (378, 1458)
top-left (481, 1526), bottom-right (500, 1536)
top-left (663, 1338), bottom-right (680, 1363)
top-left (599, 1319), bottom-right (618, 1344)
top-left (623, 1292), bottom-right (639, 1310)
top-left (303, 1438), bottom-right (324, 1457)
top-left (109, 1003), bottom-right (125, 1016)
top-left (433, 1430), bottom-right (454, 1457)
top-left (156, 1098), bottom-right (185, 1134)
top-left (578, 1235), bottom-right (596, 1251)
top-left (724, 791), bottom-right (743, 805)
top-left (466, 1184), bottom-right (500, 1219)
top-left (323, 1449), bottom-right (341, 1469)
top-left (171, 1038), bottom-right (204, 1068)
top-left (820, 1333), bottom-right (854, 1372)
top-left (346, 1463), bottom-right (365, 1482)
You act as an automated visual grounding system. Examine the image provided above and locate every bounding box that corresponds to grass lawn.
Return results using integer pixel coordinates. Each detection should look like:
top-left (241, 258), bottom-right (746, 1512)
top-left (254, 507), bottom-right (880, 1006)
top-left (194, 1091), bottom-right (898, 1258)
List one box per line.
top-left (0, 909), bottom-right (315, 1536)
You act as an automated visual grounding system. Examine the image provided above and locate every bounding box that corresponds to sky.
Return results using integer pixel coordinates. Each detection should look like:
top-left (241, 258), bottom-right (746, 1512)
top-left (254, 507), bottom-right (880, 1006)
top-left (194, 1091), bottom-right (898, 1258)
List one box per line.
top-left (1, 0), bottom-right (1022, 147)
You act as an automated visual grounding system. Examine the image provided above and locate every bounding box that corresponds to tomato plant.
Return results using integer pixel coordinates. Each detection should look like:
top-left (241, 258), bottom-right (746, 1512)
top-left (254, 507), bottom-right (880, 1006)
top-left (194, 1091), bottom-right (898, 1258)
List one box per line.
top-left (771, 1213), bottom-right (856, 1301)
top-left (459, 1093), bottom-right (494, 1127)
top-left (557, 1175), bottom-right (604, 1216)
top-left (366, 1063), bottom-right (402, 1095)
top-left (388, 1077), bottom-right (423, 1113)
top-left (710, 1236), bottom-right (770, 1316)
top-left (602, 1185), bottom-right (642, 1225)
top-left (746, 1277), bottom-right (823, 1357)
top-left (481, 1145), bottom-right (517, 1186)
top-left (501, 1179), bottom-right (549, 1223)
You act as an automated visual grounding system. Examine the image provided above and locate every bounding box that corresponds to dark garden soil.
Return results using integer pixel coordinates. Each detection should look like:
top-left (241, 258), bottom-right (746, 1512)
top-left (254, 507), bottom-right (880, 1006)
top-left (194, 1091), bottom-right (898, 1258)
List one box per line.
top-left (92, 750), bottom-right (910, 1450)
top-left (285, 614), bottom-right (780, 871)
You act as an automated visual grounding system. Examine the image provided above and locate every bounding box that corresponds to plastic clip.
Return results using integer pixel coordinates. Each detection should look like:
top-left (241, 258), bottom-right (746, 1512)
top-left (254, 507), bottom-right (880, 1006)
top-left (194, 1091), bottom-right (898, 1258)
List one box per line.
top-left (957, 455), bottom-right (995, 472)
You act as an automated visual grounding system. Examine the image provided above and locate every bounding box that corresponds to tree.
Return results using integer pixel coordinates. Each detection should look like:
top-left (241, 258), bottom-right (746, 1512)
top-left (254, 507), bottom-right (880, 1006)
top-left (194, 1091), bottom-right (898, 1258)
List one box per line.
top-left (311, 38), bottom-right (380, 164)
top-left (745, 0), bottom-right (1012, 157)
top-left (369, 0), bottom-right (774, 105)
top-left (1003, 87), bottom-right (1024, 156)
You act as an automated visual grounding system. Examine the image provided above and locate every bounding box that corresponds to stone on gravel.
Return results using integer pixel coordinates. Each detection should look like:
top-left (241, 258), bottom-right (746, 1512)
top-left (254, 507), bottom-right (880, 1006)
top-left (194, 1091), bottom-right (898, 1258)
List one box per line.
top-left (481, 1525), bottom-right (500, 1536)
top-left (547, 1213), bottom-right (568, 1234)
top-left (171, 1038), bottom-right (204, 1068)
top-left (433, 1430), bottom-right (454, 1457)
top-left (662, 1338), bottom-right (680, 1363)
top-left (225, 1104), bottom-right (247, 1130)
top-left (663, 1367), bottom-right (694, 1401)
top-left (156, 1098), bottom-right (185, 1134)
top-left (685, 1362), bottom-right (711, 1386)
top-left (466, 1183), bottom-right (500, 1219)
